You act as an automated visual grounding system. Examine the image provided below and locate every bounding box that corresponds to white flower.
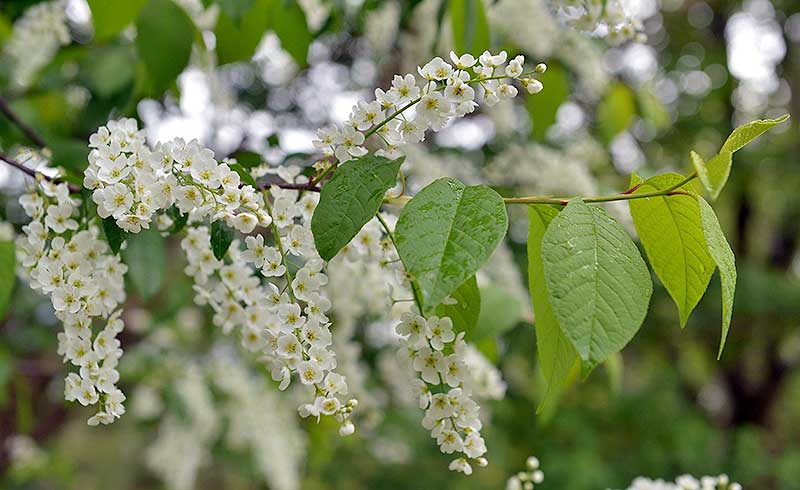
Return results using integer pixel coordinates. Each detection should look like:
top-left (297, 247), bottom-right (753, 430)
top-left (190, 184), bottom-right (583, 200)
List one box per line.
top-left (350, 100), bottom-right (385, 131)
top-left (396, 312), bottom-right (428, 346)
top-left (334, 125), bottom-right (367, 162)
top-left (297, 360), bottom-right (323, 385)
top-left (277, 334), bottom-right (302, 359)
top-left (427, 316), bottom-right (455, 351)
top-left (449, 457), bottom-right (473, 475)
top-left (44, 204), bottom-right (78, 233)
top-left (242, 234), bottom-right (268, 267)
top-left (413, 346), bottom-right (445, 384)
top-left (76, 379), bottom-right (99, 406)
top-left (444, 78), bottom-right (476, 103)
top-left (462, 432), bottom-right (487, 458)
top-left (261, 247), bottom-right (286, 277)
top-left (232, 212), bottom-right (258, 233)
top-left (278, 303), bottom-right (306, 330)
top-left (312, 125), bottom-right (340, 153)
top-left (391, 74), bottom-right (420, 104)
top-left (437, 430), bottom-right (464, 454)
top-left (418, 57), bottom-right (453, 81)
top-left (450, 51), bottom-right (477, 69)
top-left (324, 372), bottom-right (348, 395)
top-left (479, 50), bottom-right (507, 68)
top-left (416, 92), bottom-right (450, 128)
top-left (505, 55), bottom-right (525, 78)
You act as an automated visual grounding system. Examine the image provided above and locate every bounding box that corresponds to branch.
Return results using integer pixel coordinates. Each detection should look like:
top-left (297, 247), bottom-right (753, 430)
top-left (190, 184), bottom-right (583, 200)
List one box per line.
top-left (0, 95), bottom-right (48, 148)
top-left (257, 174), bottom-right (321, 192)
top-left (0, 152), bottom-right (39, 179)
top-left (0, 152), bottom-right (80, 193)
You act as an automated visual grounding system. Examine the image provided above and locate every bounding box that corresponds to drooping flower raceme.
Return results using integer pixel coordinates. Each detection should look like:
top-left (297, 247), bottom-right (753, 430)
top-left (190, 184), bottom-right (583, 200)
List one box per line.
top-left (312, 50), bottom-right (545, 164)
top-left (84, 118), bottom-right (271, 234)
top-left (16, 181), bottom-right (128, 425)
top-left (549, 0), bottom-right (646, 45)
top-left (504, 456), bottom-right (743, 490)
top-left (177, 180), bottom-right (356, 434)
top-left (398, 314), bottom-right (489, 475)
top-left (506, 456), bottom-right (545, 490)
top-left (3, 0), bottom-right (70, 89)
top-left (337, 216), bottom-right (494, 474)
top-left (620, 474), bottom-right (743, 490)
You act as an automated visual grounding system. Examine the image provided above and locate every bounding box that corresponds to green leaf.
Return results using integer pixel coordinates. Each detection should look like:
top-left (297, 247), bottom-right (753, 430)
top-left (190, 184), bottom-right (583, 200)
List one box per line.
top-left (211, 221), bottom-right (235, 260)
top-left (528, 205), bottom-right (580, 412)
top-left (720, 114), bottom-right (789, 154)
top-left (636, 85), bottom-right (670, 131)
top-left (691, 116), bottom-right (788, 201)
top-left (123, 228), bottom-right (166, 300)
top-left (690, 150), bottom-right (733, 202)
top-left (231, 150), bottom-right (263, 168)
top-left (101, 217), bottom-right (127, 255)
top-left (450, 0), bottom-right (490, 56)
top-left (473, 285), bottom-right (522, 339)
top-left (435, 276), bottom-right (480, 336)
top-left (136, 0), bottom-right (195, 93)
top-left (270, 0), bottom-right (313, 67)
top-left (628, 173), bottom-right (716, 327)
top-left (50, 138), bottom-right (90, 176)
top-left (0, 241), bottom-right (15, 319)
top-left (526, 63), bottom-right (569, 141)
top-left (214, 0), bottom-right (270, 65)
top-left (228, 162), bottom-right (257, 188)
top-left (84, 44), bottom-right (137, 98)
top-left (87, 0), bottom-right (148, 41)
top-left (394, 177), bottom-right (508, 313)
top-left (217, 0), bottom-right (256, 23)
top-left (167, 206), bottom-right (189, 234)
top-left (311, 155), bottom-right (403, 261)
top-left (596, 82), bottom-right (636, 143)
top-left (541, 199), bottom-right (652, 368)
top-left (697, 197), bottom-right (737, 359)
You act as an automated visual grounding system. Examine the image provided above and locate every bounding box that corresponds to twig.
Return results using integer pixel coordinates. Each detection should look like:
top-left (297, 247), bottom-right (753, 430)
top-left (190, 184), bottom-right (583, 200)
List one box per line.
top-left (0, 152), bottom-right (80, 192)
top-left (257, 174), bottom-right (321, 192)
top-left (0, 95), bottom-right (48, 148)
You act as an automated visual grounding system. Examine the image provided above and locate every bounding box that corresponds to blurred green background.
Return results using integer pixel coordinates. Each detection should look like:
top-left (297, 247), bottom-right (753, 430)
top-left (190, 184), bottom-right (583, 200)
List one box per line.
top-left (0, 0), bottom-right (799, 489)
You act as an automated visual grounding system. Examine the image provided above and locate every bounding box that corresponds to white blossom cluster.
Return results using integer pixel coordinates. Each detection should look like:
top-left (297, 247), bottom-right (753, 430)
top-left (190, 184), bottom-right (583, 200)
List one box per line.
top-left (3, 0), bottom-right (70, 89)
top-left (142, 347), bottom-right (306, 490)
top-left (312, 51), bottom-right (545, 163)
top-left (15, 182), bottom-right (128, 425)
top-left (619, 474), bottom-right (742, 490)
top-left (145, 365), bottom-right (219, 490)
top-left (506, 456), bottom-right (545, 490)
top-left (330, 216), bottom-right (506, 475)
top-left (395, 312), bottom-right (488, 475)
top-left (84, 118), bottom-right (270, 234)
top-left (550, 0), bottom-right (645, 45)
top-left (180, 182), bottom-right (357, 435)
top-left (210, 352), bottom-right (305, 490)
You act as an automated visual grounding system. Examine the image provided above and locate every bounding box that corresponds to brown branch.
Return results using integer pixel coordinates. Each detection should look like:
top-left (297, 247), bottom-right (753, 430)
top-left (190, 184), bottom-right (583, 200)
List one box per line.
top-left (258, 174), bottom-right (321, 192)
top-left (0, 95), bottom-right (48, 148)
top-left (0, 152), bottom-right (80, 193)
top-left (0, 152), bottom-right (39, 179)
